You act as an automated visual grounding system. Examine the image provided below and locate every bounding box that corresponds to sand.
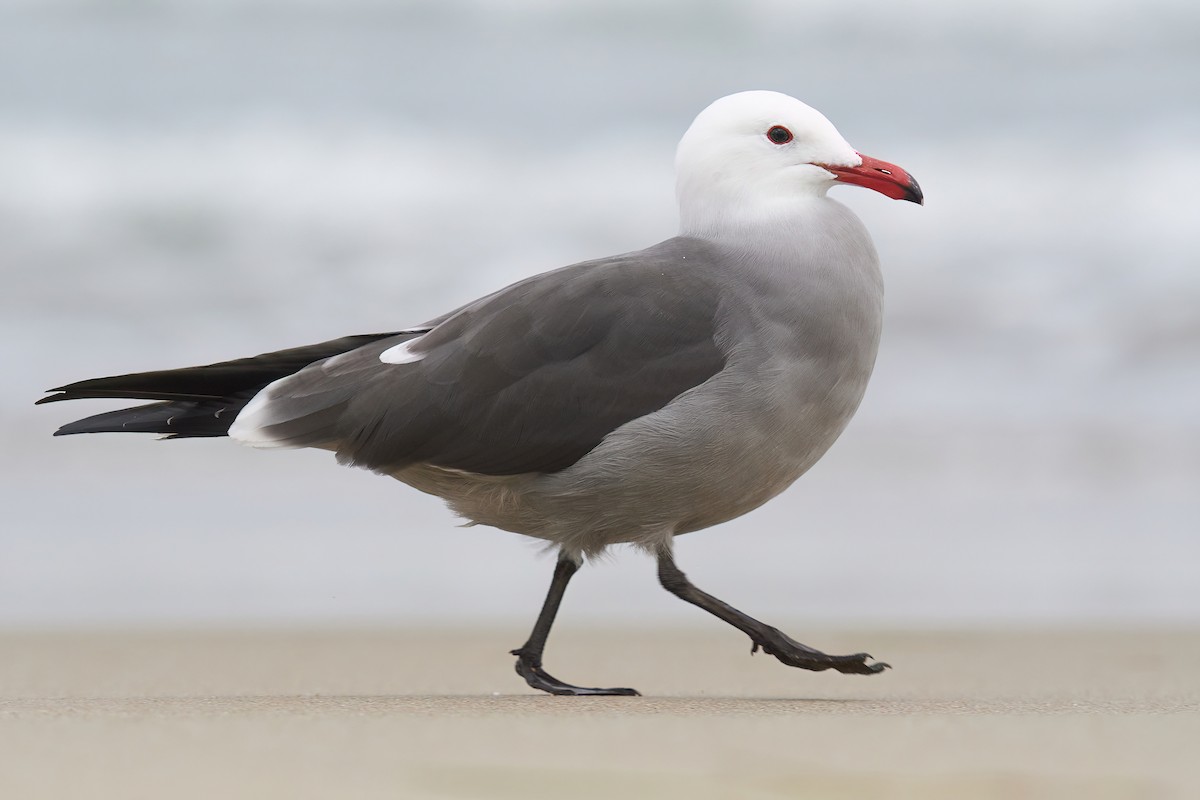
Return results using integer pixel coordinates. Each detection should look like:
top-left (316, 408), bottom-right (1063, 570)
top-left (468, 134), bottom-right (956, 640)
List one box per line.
top-left (1, 628), bottom-right (1197, 798)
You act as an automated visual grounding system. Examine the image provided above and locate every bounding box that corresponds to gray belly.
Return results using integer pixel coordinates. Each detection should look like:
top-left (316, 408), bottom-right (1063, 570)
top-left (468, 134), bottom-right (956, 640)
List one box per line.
top-left (394, 339), bottom-right (877, 557)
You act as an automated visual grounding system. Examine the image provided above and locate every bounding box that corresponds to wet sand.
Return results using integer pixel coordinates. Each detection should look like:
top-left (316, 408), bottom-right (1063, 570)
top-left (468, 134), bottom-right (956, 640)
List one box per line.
top-left (1, 628), bottom-right (1197, 798)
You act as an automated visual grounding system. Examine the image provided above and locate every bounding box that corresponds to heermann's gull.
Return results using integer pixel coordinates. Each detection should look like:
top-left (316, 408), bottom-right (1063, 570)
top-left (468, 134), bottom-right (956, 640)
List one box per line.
top-left (40, 91), bottom-right (922, 696)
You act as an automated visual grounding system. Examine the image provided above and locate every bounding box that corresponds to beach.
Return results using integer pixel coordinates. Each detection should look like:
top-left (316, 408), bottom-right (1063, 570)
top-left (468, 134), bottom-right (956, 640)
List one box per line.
top-left (2, 628), bottom-right (1196, 798)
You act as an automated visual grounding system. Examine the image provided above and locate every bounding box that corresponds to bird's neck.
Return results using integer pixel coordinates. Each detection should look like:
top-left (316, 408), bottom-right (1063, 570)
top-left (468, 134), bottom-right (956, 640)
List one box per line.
top-left (678, 194), bottom-right (882, 298)
top-left (678, 192), bottom-right (837, 246)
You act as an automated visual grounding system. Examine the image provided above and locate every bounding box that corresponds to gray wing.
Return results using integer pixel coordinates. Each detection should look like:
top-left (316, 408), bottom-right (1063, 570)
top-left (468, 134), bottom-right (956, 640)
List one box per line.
top-left (236, 238), bottom-right (728, 475)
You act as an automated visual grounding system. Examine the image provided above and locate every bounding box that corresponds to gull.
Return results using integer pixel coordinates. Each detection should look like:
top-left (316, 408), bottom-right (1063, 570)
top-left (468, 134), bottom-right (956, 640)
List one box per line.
top-left (40, 90), bottom-right (923, 696)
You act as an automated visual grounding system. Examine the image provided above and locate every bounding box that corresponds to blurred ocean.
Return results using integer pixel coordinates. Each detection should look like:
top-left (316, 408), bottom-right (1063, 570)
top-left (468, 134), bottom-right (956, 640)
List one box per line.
top-left (2, 0), bottom-right (1198, 626)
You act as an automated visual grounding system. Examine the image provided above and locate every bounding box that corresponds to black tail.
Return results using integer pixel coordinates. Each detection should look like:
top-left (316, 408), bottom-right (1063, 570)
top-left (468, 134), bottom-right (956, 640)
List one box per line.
top-left (39, 333), bottom-right (399, 438)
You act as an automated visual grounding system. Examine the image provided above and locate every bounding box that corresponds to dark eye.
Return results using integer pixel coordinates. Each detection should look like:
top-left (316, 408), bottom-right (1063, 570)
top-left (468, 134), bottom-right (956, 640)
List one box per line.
top-left (766, 125), bottom-right (793, 144)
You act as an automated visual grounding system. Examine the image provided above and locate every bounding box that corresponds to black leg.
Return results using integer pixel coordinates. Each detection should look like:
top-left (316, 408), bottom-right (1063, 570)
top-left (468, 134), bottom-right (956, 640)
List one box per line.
top-left (656, 547), bottom-right (888, 675)
top-left (511, 555), bottom-right (640, 696)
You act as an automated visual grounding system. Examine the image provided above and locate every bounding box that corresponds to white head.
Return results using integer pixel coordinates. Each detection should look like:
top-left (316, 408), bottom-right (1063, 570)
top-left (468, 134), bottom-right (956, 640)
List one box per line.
top-left (675, 90), bottom-right (921, 235)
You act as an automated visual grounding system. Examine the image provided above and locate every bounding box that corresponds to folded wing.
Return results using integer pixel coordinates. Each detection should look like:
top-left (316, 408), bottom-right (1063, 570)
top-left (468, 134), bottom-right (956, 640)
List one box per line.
top-left (234, 238), bottom-right (729, 475)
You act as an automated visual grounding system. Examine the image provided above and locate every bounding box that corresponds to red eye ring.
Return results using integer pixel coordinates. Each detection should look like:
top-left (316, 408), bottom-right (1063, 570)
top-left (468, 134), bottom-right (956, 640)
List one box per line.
top-left (766, 125), bottom-right (793, 144)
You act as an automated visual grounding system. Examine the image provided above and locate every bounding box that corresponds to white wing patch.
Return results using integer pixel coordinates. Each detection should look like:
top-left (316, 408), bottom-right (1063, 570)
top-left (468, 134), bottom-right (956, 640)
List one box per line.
top-left (227, 378), bottom-right (296, 449)
top-left (231, 330), bottom-right (433, 447)
top-left (379, 335), bottom-right (427, 365)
